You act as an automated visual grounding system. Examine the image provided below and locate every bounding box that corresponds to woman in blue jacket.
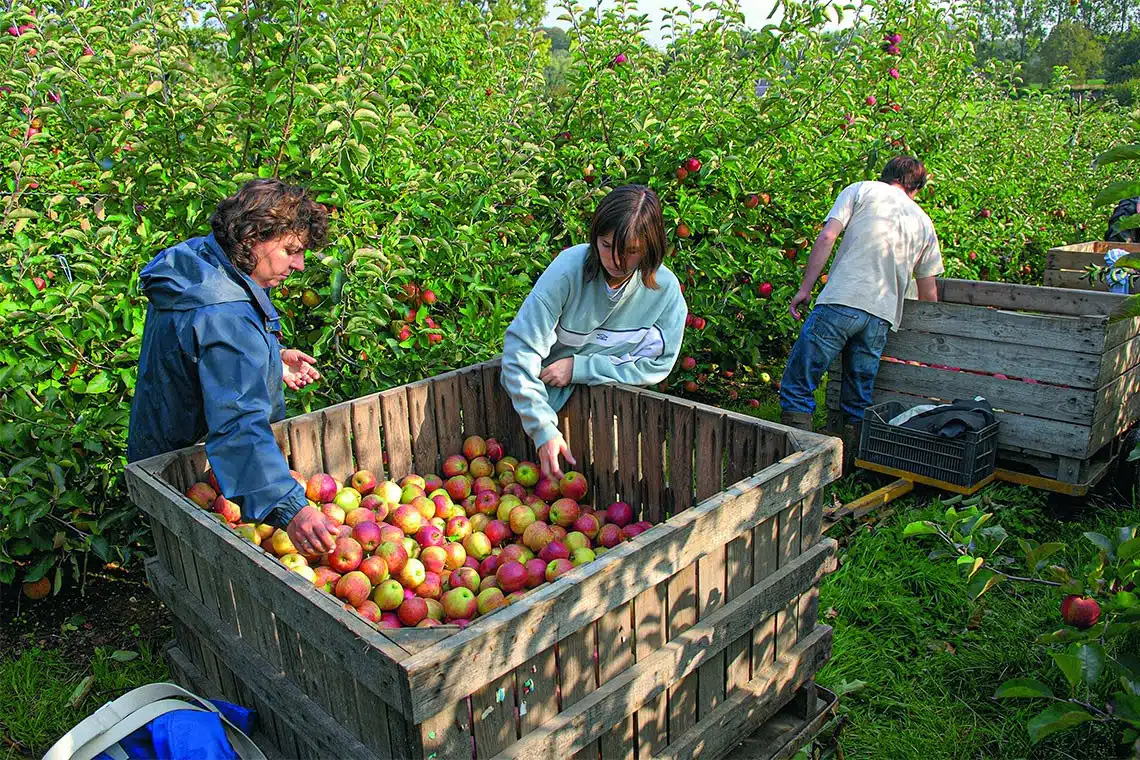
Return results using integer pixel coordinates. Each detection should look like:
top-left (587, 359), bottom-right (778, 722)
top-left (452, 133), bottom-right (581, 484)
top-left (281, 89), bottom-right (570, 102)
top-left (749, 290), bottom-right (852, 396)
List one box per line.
top-left (127, 180), bottom-right (337, 556)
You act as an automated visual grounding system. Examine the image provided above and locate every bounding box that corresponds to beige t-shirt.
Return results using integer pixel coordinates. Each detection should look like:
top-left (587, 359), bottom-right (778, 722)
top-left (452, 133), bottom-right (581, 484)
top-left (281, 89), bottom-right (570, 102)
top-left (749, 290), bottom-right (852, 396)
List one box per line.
top-left (815, 181), bottom-right (943, 330)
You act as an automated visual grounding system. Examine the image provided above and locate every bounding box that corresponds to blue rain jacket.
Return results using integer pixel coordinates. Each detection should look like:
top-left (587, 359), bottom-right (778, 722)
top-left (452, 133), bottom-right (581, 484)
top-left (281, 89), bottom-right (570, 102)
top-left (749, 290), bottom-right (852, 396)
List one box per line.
top-left (126, 233), bottom-right (307, 528)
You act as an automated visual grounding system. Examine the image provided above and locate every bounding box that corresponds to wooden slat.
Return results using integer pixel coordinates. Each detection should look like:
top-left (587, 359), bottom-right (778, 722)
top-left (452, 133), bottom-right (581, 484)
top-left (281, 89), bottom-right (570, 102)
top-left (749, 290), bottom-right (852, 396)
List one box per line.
top-left (433, 372), bottom-right (464, 461)
top-left (1105, 312), bottom-right (1140, 351)
top-left (356, 681), bottom-right (395, 760)
top-left (1099, 333), bottom-right (1140, 385)
top-left (667, 401), bottom-right (696, 516)
top-left (938, 277), bottom-right (1124, 317)
top-left (420, 698), bottom-right (470, 760)
top-left (146, 559), bottom-right (384, 760)
top-left (825, 384), bottom-right (1093, 460)
top-left (861, 360), bottom-right (1096, 424)
top-left (516, 646), bottom-right (559, 739)
top-left (1048, 241), bottom-right (1140, 271)
top-left (1044, 269), bottom-right (1109, 291)
top-left (472, 671), bottom-right (517, 758)
top-left (900, 298), bottom-right (1107, 353)
top-left (655, 627), bottom-right (833, 760)
top-left (726, 418), bottom-right (760, 487)
top-left (386, 625), bottom-right (461, 655)
top-left (380, 388), bottom-right (414, 481)
top-left (557, 624), bottom-right (598, 760)
top-left (881, 329), bottom-right (1100, 388)
top-left (775, 503), bottom-right (803, 660)
top-left (460, 366), bottom-right (489, 440)
top-left (634, 580), bottom-right (669, 757)
top-left (667, 562), bottom-right (698, 743)
top-left (322, 405), bottom-right (356, 484)
top-left (562, 388), bottom-right (593, 488)
top-left (125, 466), bottom-right (414, 715)
top-left (481, 361), bottom-right (528, 460)
top-left (641, 395), bottom-right (666, 523)
top-left (752, 515), bottom-right (779, 680)
top-left (406, 381), bottom-right (441, 477)
top-left (1089, 371), bottom-right (1140, 456)
top-left (399, 439), bottom-right (840, 723)
top-left (590, 385), bottom-right (617, 509)
top-left (351, 395), bottom-right (385, 480)
top-left (288, 415), bottom-right (324, 480)
top-left (484, 541), bottom-right (835, 760)
top-left (725, 530), bottom-right (754, 693)
top-left (695, 409), bottom-right (727, 720)
top-left (614, 389), bottom-right (641, 513)
top-left (597, 602), bottom-right (635, 760)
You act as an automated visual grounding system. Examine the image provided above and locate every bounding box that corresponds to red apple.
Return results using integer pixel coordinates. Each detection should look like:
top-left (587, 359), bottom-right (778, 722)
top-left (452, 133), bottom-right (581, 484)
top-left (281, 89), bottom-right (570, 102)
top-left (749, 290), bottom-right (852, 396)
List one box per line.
top-left (391, 504), bottom-right (423, 535)
top-left (378, 612), bottom-right (402, 629)
top-left (681, 356), bottom-right (697, 370)
top-left (486, 438), bottom-right (505, 462)
top-left (335, 570), bottom-right (372, 607)
top-left (445, 475), bottom-right (472, 501)
top-left (355, 600), bottom-right (382, 623)
top-left (607, 501), bottom-right (634, 527)
top-left (523, 521), bottom-right (554, 552)
top-left (474, 490), bottom-right (500, 516)
top-left (416, 571), bottom-right (442, 599)
top-left (485, 520), bottom-right (513, 546)
top-left (411, 495), bottom-right (436, 521)
top-left (351, 470), bottom-right (378, 496)
top-left (321, 503), bottom-right (347, 525)
top-left (463, 532), bottom-right (492, 560)
top-left (442, 454), bottom-right (469, 478)
top-left (312, 567), bottom-right (341, 594)
top-left (535, 476), bottom-right (562, 503)
top-left (572, 513), bottom-right (601, 540)
top-left (598, 523), bottom-right (623, 548)
top-left (545, 558), bottom-right (575, 582)
top-left (211, 495), bottom-right (241, 523)
top-left (329, 537), bottom-right (364, 573)
top-left (379, 524), bottom-right (405, 545)
top-left (523, 558), bottom-right (547, 589)
top-left (451, 567), bottom-right (481, 593)
top-left (530, 499), bottom-right (551, 523)
top-left (398, 597), bottom-right (429, 626)
top-left (375, 541), bottom-right (409, 575)
top-left (469, 456), bottom-right (494, 479)
top-left (479, 553), bottom-right (501, 578)
top-left (420, 545), bottom-right (447, 574)
top-left (444, 542), bottom-right (467, 570)
top-left (550, 498), bottom-right (581, 528)
top-left (344, 507), bottom-right (375, 529)
top-left (509, 505), bottom-right (536, 535)
top-left (622, 524), bottom-right (646, 540)
top-left (539, 540), bottom-right (570, 563)
top-left (463, 435), bottom-right (488, 460)
top-left (684, 156), bottom-right (701, 173)
top-left (185, 482), bottom-right (218, 509)
top-left (758, 281), bottom-right (773, 298)
top-left (416, 524), bottom-right (445, 548)
top-left (306, 473), bottom-right (338, 503)
top-left (1061, 595), bottom-right (1101, 629)
top-left (500, 544), bottom-right (532, 565)
top-left (472, 476), bottom-right (499, 495)
top-left (497, 561), bottom-right (527, 593)
top-left (351, 521), bottom-right (382, 553)
top-left (477, 587), bottom-right (507, 615)
top-left (559, 471), bottom-right (589, 501)
top-left (359, 556), bottom-right (389, 585)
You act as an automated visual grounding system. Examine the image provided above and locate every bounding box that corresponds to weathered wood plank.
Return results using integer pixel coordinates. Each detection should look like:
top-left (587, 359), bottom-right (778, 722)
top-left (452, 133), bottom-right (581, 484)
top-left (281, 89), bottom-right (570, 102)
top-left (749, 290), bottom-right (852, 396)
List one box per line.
top-left (386, 625), bottom-right (461, 656)
top-left (634, 580), bottom-right (669, 757)
top-left (287, 415), bottom-right (324, 480)
top-left (597, 602), bottom-right (635, 760)
top-left (938, 277), bottom-right (1124, 317)
top-left (351, 395), bottom-right (385, 480)
top-left (400, 439), bottom-right (840, 723)
top-left (355, 681), bottom-right (395, 760)
top-left (516, 646), bottom-right (558, 739)
top-left (481, 361), bottom-right (528, 461)
top-left (472, 672), bottom-right (517, 758)
top-left (1048, 241), bottom-right (1140, 269)
top-left (380, 388), bottom-right (414, 482)
top-left (432, 372), bottom-right (465, 461)
top-left (125, 466), bottom-right (414, 715)
top-left (557, 624), bottom-right (598, 760)
top-left (898, 299), bottom-right (1106, 353)
top-left (641, 395), bottom-right (666, 524)
top-left (590, 385), bottom-right (617, 509)
top-left (459, 366), bottom-right (489, 441)
top-left (667, 561), bottom-right (699, 743)
top-left (1089, 371), bottom-right (1140, 456)
top-left (1045, 269), bottom-right (1109, 291)
top-left (146, 559), bottom-right (384, 760)
top-left (561, 388), bottom-right (593, 483)
top-left (726, 418), bottom-right (759, 487)
top-left (405, 380), bottom-right (441, 478)
top-left (484, 542), bottom-right (835, 760)
top-left (1100, 333), bottom-right (1140, 386)
top-left (824, 384), bottom-right (1092, 460)
top-left (881, 329), bottom-right (1100, 388)
top-left (614, 389), bottom-right (641, 514)
top-left (655, 626), bottom-right (834, 760)
top-left (725, 530), bottom-right (754, 693)
top-left (322, 405), bottom-right (356, 484)
top-left (752, 515), bottom-right (779, 680)
top-left (857, 360), bottom-right (1096, 425)
top-left (419, 698), bottom-right (470, 760)
top-left (668, 401), bottom-right (696, 517)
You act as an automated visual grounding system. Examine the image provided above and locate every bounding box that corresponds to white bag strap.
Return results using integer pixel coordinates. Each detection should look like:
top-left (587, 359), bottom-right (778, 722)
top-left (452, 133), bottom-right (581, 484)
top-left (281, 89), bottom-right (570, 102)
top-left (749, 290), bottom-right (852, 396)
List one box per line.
top-left (42, 682), bottom-right (267, 760)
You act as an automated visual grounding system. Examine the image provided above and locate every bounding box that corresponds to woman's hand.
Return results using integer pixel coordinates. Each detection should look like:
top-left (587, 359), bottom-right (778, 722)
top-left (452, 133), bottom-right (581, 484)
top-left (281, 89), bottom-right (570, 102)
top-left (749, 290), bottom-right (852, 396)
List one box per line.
top-left (281, 348), bottom-right (321, 390)
top-left (539, 357), bottom-right (574, 388)
top-left (538, 434), bottom-right (576, 481)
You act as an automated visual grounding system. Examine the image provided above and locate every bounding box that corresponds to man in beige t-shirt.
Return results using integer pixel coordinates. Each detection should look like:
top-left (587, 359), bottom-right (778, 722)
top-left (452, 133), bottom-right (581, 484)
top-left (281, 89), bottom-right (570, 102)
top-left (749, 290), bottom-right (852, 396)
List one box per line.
top-left (778, 156), bottom-right (943, 451)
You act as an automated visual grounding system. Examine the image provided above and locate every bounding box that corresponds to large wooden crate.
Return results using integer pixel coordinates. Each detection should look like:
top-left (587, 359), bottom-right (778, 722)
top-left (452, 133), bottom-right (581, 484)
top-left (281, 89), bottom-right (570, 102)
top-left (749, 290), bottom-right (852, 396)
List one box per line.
top-left (1045, 241), bottom-right (1140, 292)
top-left (826, 279), bottom-right (1140, 485)
top-left (126, 359), bottom-right (842, 760)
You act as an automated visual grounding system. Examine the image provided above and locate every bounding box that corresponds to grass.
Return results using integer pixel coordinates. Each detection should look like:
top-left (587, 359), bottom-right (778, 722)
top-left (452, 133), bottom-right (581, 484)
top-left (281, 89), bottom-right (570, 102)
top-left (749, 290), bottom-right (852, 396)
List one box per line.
top-left (814, 479), bottom-right (1139, 759)
top-left (0, 643), bottom-right (167, 758)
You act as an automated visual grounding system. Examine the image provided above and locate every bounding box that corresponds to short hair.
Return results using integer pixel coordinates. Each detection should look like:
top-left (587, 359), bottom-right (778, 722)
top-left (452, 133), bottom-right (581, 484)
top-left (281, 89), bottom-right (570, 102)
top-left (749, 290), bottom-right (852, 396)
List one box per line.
top-left (584, 185), bottom-right (667, 289)
top-left (879, 155), bottom-right (928, 193)
top-left (210, 179), bottom-right (329, 274)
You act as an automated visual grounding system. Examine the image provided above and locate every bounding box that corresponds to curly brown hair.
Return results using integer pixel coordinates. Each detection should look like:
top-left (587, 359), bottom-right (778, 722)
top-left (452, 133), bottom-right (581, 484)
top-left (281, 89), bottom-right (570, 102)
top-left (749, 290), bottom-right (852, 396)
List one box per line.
top-left (210, 179), bottom-right (330, 274)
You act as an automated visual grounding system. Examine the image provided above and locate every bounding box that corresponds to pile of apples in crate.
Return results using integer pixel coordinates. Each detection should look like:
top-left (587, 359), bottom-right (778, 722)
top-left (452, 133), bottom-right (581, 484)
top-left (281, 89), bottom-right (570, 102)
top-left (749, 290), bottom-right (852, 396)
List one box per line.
top-left (183, 435), bottom-right (655, 629)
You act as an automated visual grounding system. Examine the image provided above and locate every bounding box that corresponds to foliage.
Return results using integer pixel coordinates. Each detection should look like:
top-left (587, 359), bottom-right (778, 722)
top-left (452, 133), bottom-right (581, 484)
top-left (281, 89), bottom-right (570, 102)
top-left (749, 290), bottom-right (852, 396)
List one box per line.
top-left (0, 0), bottom-right (1130, 589)
top-left (905, 496), bottom-right (1140, 754)
top-left (1034, 21), bottom-right (1104, 82)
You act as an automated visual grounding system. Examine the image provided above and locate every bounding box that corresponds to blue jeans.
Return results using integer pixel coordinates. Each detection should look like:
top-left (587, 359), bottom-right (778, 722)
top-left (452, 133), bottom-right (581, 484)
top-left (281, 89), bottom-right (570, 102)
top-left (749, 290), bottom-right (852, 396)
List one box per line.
top-left (779, 303), bottom-right (890, 423)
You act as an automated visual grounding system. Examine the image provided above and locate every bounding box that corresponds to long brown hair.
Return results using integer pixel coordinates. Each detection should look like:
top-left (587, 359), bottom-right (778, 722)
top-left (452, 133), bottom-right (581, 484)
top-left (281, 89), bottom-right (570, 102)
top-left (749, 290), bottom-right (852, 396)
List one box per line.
top-left (210, 179), bottom-right (329, 274)
top-left (584, 185), bottom-right (667, 289)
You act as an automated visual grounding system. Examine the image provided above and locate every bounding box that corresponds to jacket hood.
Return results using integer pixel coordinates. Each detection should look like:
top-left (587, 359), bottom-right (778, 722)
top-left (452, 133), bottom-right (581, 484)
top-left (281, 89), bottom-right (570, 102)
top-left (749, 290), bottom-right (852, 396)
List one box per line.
top-left (139, 234), bottom-right (276, 321)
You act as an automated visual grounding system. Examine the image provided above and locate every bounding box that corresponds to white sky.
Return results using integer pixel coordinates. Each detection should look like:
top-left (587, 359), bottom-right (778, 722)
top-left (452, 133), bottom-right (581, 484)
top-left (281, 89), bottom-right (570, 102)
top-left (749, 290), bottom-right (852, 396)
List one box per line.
top-left (543, 0), bottom-right (783, 49)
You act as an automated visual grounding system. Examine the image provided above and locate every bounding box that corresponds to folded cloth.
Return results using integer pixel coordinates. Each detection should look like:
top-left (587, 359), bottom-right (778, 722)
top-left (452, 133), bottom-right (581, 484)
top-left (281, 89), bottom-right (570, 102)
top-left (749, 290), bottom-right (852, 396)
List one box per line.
top-left (899, 398), bottom-right (996, 439)
top-left (94, 699), bottom-right (255, 760)
top-left (888, 403), bottom-right (942, 426)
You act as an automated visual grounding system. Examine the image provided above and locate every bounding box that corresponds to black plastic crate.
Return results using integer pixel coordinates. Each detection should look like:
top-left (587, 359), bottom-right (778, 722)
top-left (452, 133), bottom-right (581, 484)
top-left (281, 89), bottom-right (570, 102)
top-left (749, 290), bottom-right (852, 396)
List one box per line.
top-left (858, 401), bottom-right (999, 488)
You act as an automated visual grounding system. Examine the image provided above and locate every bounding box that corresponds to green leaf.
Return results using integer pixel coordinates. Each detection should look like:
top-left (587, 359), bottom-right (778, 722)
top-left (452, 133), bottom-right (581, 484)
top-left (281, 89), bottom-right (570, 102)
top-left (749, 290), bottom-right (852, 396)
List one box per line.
top-left (1083, 531), bottom-right (1114, 556)
top-left (110, 650), bottom-right (138, 662)
top-left (903, 521), bottom-right (939, 537)
top-left (325, 120), bottom-right (343, 136)
top-left (967, 567), bottom-right (1002, 600)
top-left (145, 80), bottom-right (163, 97)
top-left (994, 678), bottom-right (1053, 699)
top-left (1073, 643), bottom-right (1106, 686)
top-left (1026, 704), bottom-right (1094, 744)
top-left (1111, 295), bottom-right (1140, 323)
top-left (1119, 536), bottom-right (1140, 562)
top-left (1052, 652), bottom-right (1083, 689)
top-left (83, 372), bottom-right (113, 394)
top-left (1093, 143), bottom-right (1140, 166)
top-left (1094, 179), bottom-right (1140, 208)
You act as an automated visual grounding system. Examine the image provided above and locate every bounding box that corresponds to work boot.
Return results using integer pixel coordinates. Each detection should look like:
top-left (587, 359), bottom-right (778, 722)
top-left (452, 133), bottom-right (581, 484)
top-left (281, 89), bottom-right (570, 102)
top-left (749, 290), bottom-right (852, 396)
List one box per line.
top-left (780, 410), bottom-right (814, 432)
top-left (841, 422), bottom-right (862, 474)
